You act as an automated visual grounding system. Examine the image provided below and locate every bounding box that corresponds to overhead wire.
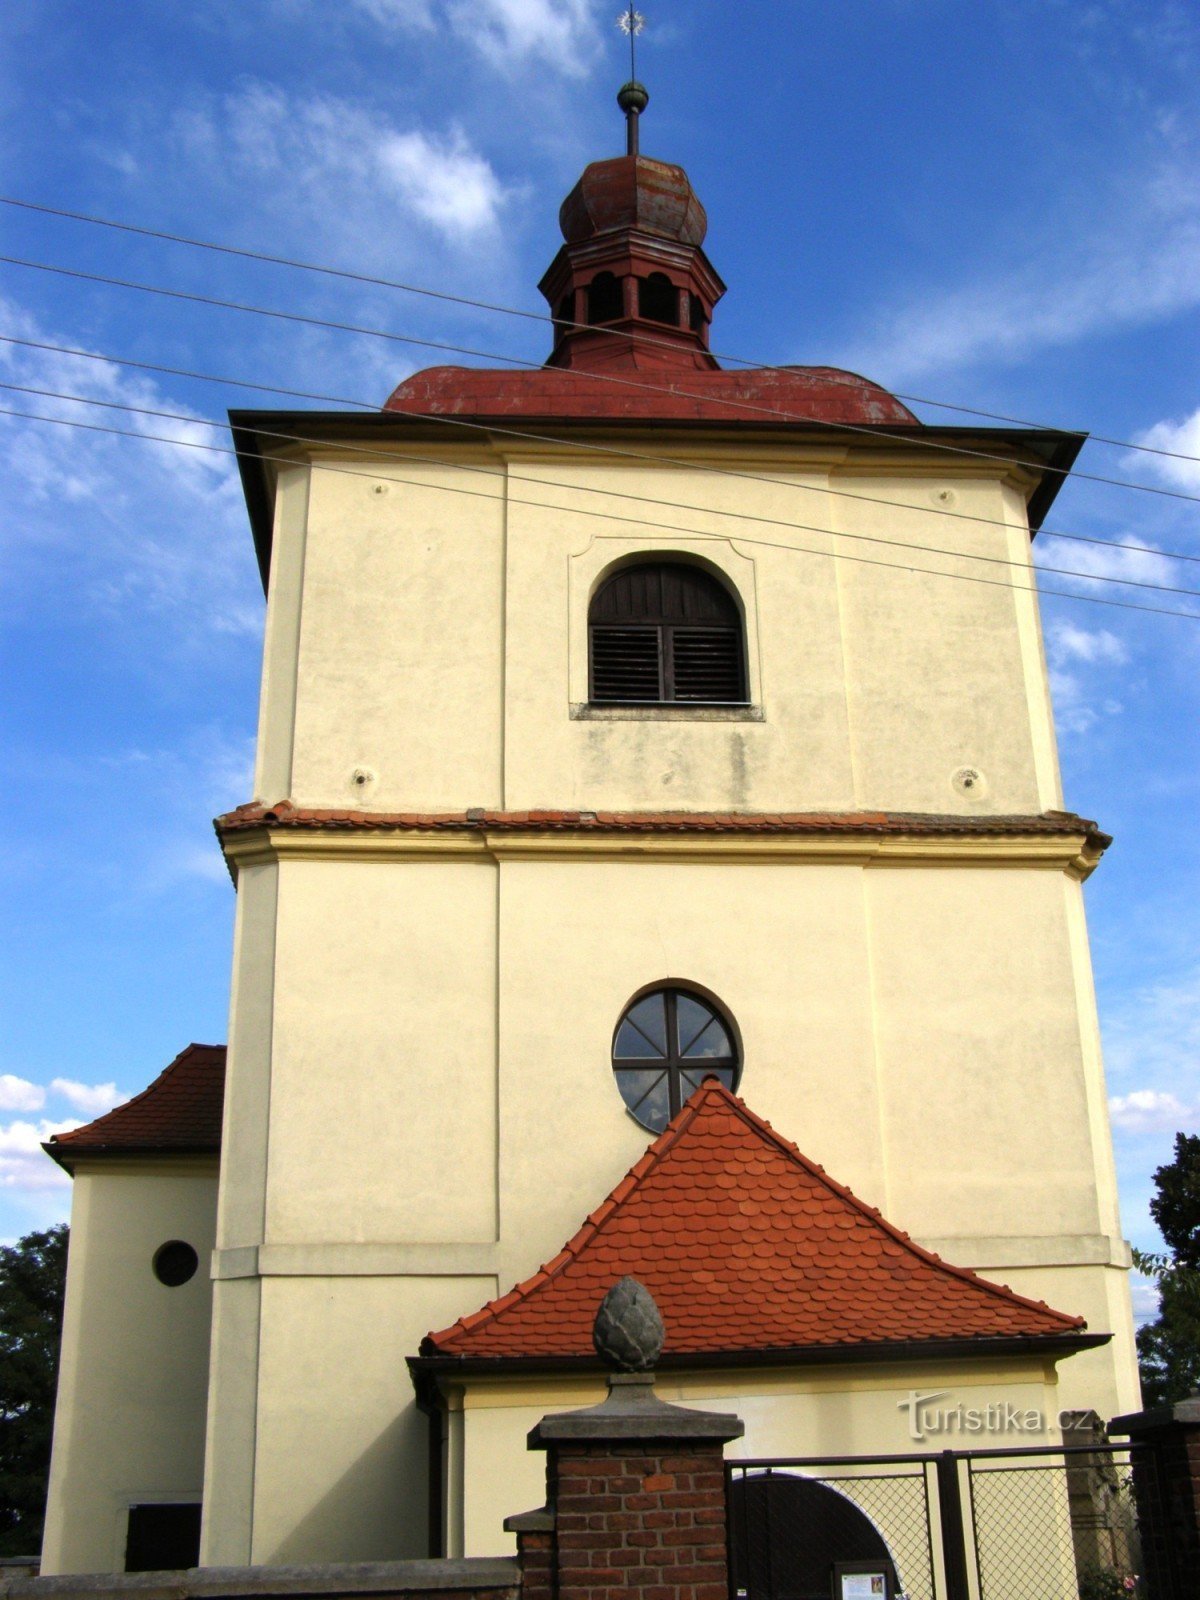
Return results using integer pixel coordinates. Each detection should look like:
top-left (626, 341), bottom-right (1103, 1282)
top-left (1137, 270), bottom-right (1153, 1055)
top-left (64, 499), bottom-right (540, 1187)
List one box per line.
top-left (2, 329), bottom-right (1193, 568)
top-left (3, 191), bottom-right (1198, 472)
top-left (6, 250), bottom-right (1200, 511)
top-left (3, 386), bottom-right (1199, 620)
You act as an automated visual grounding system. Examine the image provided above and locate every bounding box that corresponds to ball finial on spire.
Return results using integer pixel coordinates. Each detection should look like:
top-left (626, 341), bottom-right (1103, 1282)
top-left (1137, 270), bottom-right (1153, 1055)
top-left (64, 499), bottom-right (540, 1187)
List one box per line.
top-left (617, 81), bottom-right (649, 115)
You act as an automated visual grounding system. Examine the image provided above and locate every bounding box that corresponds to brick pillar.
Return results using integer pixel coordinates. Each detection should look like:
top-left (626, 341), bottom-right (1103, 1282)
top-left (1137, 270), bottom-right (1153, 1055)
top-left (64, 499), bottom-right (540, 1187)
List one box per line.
top-left (1110, 1394), bottom-right (1200, 1600)
top-left (507, 1371), bottom-right (743, 1600)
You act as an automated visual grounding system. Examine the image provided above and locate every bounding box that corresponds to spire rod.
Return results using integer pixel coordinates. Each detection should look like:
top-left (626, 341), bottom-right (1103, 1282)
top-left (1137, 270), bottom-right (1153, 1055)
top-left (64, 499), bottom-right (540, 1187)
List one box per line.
top-left (616, 8), bottom-right (648, 157)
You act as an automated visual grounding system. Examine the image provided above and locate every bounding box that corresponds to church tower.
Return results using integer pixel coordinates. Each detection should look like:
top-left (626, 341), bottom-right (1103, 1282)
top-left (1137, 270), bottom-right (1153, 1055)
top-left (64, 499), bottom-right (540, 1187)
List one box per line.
top-left (40, 82), bottom-right (1138, 1575)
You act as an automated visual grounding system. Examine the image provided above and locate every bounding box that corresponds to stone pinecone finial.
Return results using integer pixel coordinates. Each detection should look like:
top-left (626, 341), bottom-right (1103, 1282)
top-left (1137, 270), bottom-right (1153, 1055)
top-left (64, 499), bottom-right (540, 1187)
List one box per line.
top-left (593, 1276), bottom-right (666, 1371)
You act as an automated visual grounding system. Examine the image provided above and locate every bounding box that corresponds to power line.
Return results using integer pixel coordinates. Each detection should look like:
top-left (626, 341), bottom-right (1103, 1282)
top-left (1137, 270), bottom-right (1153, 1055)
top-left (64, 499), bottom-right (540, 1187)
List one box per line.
top-left (3, 191), bottom-right (1198, 472)
top-left (3, 330), bottom-right (1193, 569)
top-left (5, 397), bottom-right (1195, 620)
top-left (3, 388), bottom-right (1199, 620)
top-left (5, 250), bottom-right (1200, 510)
top-left (6, 376), bottom-right (1199, 599)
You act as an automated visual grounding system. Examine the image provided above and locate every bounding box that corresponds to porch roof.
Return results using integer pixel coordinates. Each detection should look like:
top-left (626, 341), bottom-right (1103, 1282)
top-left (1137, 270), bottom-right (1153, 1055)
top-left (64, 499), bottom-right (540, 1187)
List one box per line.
top-left (43, 1043), bottom-right (226, 1171)
top-left (423, 1080), bottom-right (1091, 1362)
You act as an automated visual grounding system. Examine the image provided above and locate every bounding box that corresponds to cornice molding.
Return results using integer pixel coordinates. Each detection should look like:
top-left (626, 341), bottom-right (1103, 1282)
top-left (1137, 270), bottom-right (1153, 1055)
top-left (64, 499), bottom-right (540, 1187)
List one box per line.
top-left (219, 818), bottom-right (1105, 882)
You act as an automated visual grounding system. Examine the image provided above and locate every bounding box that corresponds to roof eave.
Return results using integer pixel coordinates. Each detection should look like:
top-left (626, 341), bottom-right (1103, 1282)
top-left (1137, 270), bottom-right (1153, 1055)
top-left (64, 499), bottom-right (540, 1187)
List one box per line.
top-left (43, 1142), bottom-right (220, 1175)
top-left (227, 408), bottom-right (1087, 597)
top-left (408, 1330), bottom-right (1108, 1393)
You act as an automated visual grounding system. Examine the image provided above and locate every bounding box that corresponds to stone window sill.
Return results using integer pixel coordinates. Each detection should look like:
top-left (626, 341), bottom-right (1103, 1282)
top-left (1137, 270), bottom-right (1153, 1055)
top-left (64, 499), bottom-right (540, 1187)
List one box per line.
top-left (570, 703), bottom-right (764, 723)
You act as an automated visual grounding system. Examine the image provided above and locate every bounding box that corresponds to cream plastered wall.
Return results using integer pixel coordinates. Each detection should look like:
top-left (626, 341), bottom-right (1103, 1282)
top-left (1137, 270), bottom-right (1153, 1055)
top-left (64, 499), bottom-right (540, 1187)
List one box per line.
top-left (257, 440), bottom-right (1061, 817)
top-left (42, 1162), bottom-right (217, 1575)
top-left (202, 852), bottom-right (503, 1563)
top-left (443, 1360), bottom-right (1067, 1560)
top-left (202, 836), bottom-right (1133, 1565)
top-left (201, 426), bottom-right (1127, 1566)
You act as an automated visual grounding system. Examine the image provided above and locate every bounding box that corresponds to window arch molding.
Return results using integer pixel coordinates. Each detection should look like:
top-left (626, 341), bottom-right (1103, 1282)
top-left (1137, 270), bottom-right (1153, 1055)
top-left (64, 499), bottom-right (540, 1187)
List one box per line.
top-left (611, 979), bottom-right (743, 1133)
top-left (587, 555), bottom-right (748, 706)
top-left (567, 540), bottom-right (760, 716)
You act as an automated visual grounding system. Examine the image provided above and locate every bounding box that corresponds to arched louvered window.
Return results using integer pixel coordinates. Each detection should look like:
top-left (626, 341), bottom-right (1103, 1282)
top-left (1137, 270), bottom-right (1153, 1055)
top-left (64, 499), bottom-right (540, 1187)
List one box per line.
top-left (587, 271), bottom-right (623, 325)
top-left (589, 562), bottom-right (747, 705)
top-left (638, 272), bottom-right (678, 326)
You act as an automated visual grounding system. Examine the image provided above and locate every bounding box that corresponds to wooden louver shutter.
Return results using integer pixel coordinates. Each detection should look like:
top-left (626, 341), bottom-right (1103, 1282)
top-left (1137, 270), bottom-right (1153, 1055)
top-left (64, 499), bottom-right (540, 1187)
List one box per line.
top-left (589, 563), bottom-right (746, 704)
top-left (668, 626), bottom-right (743, 701)
top-left (590, 626), bottom-right (662, 702)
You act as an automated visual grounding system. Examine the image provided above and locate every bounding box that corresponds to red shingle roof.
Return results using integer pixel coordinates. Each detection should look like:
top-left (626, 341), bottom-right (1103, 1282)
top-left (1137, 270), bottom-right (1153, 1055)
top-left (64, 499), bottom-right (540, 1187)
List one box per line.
top-left (217, 801), bottom-right (1109, 849)
top-left (44, 1044), bottom-right (225, 1171)
top-left (424, 1079), bottom-right (1086, 1361)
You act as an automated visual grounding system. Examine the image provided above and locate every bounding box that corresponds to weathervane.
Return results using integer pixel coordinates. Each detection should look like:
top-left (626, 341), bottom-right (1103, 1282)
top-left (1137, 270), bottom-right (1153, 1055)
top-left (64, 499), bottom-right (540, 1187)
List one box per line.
top-left (618, 8), bottom-right (645, 74)
top-left (616, 8), bottom-right (648, 157)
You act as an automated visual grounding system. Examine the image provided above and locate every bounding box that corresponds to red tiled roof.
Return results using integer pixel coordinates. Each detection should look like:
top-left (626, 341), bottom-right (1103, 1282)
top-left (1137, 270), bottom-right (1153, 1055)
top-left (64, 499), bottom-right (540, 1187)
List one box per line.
top-left (44, 1044), bottom-right (225, 1171)
top-left (383, 365), bottom-right (919, 425)
top-left (424, 1080), bottom-right (1086, 1361)
top-left (217, 801), bottom-right (1109, 849)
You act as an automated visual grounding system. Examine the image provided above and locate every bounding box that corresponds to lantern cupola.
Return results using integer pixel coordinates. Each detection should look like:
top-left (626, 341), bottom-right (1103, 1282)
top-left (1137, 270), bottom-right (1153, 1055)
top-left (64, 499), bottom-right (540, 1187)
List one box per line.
top-left (539, 83), bottom-right (725, 373)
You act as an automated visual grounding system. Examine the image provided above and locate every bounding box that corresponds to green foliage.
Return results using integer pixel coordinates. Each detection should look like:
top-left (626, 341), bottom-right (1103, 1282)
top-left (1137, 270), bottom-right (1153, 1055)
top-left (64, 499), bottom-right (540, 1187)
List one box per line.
top-left (0, 1225), bottom-right (68, 1557)
top-left (1135, 1135), bottom-right (1200, 1407)
top-left (1149, 1132), bottom-right (1200, 1272)
top-left (1078, 1571), bottom-right (1138, 1599)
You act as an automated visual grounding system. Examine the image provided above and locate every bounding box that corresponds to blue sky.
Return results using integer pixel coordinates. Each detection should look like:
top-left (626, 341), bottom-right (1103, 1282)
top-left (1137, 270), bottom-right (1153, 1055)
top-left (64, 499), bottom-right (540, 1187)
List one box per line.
top-left (1, 1), bottom-right (1197, 1323)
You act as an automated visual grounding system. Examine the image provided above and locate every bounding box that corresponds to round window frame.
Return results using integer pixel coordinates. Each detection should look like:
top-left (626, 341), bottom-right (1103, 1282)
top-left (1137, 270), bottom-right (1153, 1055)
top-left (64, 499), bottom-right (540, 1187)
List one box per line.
top-left (611, 983), bottom-right (742, 1133)
top-left (152, 1239), bottom-right (199, 1288)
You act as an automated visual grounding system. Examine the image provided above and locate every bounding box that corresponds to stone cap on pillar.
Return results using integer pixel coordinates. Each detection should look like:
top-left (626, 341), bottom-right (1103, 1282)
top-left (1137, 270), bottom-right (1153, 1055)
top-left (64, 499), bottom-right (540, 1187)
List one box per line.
top-left (527, 1277), bottom-right (744, 1450)
top-left (528, 1370), bottom-right (745, 1448)
top-left (1110, 1393), bottom-right (1200, 1436)
top-left (503, 1508), bottom-right (555, 1534)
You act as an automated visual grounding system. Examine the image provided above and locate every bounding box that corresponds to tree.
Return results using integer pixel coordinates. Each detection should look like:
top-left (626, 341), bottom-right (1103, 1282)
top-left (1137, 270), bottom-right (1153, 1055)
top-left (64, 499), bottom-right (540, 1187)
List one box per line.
top-left (1133, 1133), bottom-right (1200, 1407)
top-left (0, 1225), bottom-right (68, 1557)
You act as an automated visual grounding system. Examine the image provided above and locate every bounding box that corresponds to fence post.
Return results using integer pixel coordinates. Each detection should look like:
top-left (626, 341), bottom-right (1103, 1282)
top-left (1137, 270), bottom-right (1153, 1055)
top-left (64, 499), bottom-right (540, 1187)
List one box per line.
top-left (506, 1280), bottom-right (744, 1600)
top-left (934, 1452), bottom-right (971, 1600)
top-left (1109, 1394), bottom-right (1200, 1600)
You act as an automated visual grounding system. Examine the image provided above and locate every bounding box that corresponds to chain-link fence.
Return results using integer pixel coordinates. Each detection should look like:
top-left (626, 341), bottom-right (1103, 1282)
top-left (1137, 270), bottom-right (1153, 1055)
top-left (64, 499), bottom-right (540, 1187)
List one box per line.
top-left (965, 1446), bottom-right (1170, 1600)
top-left (727, 1445), bottom-right (1175, 1600)
top-left (727, 1458), bottom-right (936, 1600)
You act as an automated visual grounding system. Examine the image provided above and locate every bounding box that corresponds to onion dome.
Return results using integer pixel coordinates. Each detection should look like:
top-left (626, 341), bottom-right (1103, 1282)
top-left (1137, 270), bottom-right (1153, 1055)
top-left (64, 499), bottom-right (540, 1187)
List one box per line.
top-left (559, 155), bottom-right (708, 248)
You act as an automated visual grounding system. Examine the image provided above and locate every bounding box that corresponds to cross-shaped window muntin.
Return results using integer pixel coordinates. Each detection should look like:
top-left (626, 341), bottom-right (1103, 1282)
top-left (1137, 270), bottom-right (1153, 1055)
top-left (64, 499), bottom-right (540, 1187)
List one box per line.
top-left (613, 987), bottom-right (738, 1133)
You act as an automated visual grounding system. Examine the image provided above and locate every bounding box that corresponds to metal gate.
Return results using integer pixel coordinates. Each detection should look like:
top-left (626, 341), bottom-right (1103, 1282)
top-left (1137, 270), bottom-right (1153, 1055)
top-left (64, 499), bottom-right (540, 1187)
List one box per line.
top-left (727, 1444), bottom-right (1173, 1600)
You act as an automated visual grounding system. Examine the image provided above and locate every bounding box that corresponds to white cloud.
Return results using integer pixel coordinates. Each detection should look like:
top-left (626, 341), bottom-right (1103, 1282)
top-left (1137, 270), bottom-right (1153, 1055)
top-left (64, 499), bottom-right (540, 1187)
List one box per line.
top-left (1130, 1275), bottom-right (1160, 1326)
top-left (1131, 407), bottom-right (1200, 493)
top-left (1109, 1088), bottom-right (1197, 1132)
top-left (50, 1080), bottom-right (127, 1117)
top-left (1046, 619), bottom-right (1129, 667)
top-left (104, 726), bottom-right (256, 817)
top-left (0, 1120), bottom-right (82, 1192)
top-left (1043, 615), bottom-right (1129, 735)
top-left (0, 1076), bottom-right (45, 1113)
top-left (171, 85), bottom-right (508, 251)
top-left (1102, 971), bottom-right (1200, 1250)
top-left (845, 150), bottom-right (1200, 382)
top-left (1105, 970), bottom-right (1200, 1090)
top-left (350, 0), bottom-right (601, 76)
top-left (448, 0), bottom-right (601, 77)
top-left (0, 294), bottom-right (256, 642)
top-left (378, 128), bottom-right (507, 236)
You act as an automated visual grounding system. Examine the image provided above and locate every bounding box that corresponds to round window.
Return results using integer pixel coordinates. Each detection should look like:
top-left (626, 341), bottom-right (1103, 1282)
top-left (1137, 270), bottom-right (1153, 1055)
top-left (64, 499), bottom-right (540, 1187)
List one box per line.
top-left (612, 986), bottom-right (739, 1133)
top-left (153, 1240), bottom-right (199, 1287)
